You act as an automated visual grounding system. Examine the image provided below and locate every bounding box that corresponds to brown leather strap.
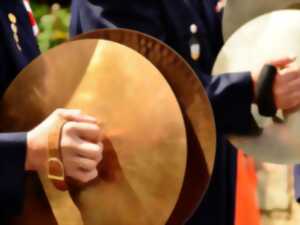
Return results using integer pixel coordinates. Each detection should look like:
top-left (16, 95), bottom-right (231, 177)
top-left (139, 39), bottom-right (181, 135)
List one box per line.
top-left (47, 117), bottom-right (68, 191)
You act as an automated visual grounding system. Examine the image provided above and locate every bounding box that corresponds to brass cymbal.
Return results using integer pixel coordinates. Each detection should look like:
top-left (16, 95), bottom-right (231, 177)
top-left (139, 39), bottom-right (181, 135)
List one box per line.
top-left (223, 0), bottom-right (300, 41)
top-left (72, 29), bottom-right (216, 224)
top-left (213, 10), bottom-right (300, 164)
top-left (2, 39), bottom-right (187, 225)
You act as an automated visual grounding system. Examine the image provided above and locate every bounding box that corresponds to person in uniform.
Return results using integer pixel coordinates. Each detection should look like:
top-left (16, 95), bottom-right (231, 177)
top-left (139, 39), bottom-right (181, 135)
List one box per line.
top-left (69, 0), bottom-right (300, 224)
top-left (0, 1), bottom-right (103, 222)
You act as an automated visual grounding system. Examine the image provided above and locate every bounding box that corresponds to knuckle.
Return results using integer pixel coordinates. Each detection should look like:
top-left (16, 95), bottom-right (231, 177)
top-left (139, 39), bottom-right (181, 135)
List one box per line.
top-left (54, 108), bottom-right (65, 116)
top-left (85, 159), bottom-right (97, 170)
top-left (86, 162), bottom-right (96, 171)
top-left (97, 154), bottom-right (103, 163)
top-left (91, 170), bottom-right (98, 179)
top-left (63, 122), bottom-right (77, 133)
top-left (89, 124), bottom-right (100, 135)
top-left (87, 143), bottom-right (102, 155)
top-left (76, 170), bottom-right (98, 183)
top-left (98, 142), bottom-right (104, 150)
top-left (61, 136), bottom-right (77, 150)
top-left (76, 143), bottom-right (85, 151)
top-left (92, 160), bottom-right (98, 168)
top-left (93, 144), bottom-right (101, 152)
top-left (64, 122), bottom-right (74, 130)
top-left (89, 122), bottom-right (98, 129)
top-left (94, 124), bottom-right (101, 133)
top-left (80, 176), bottom-right (89, 183)
top-left (88, 170), bottom-right (98, 181)
top-left (78, 143), bottom-right (91, 154)
top-left (61, 136), bottom-right (72, 147)
top-left (93, 149), bottom-right (103, 163)
top-left (76, 172), bottom-right (89, 183)
top-left (97, 143), bottom-right (104, 154)
top-left (97, 148), bottom-right (103, 160)
top-left (98, 144), bottom-right (104, 158)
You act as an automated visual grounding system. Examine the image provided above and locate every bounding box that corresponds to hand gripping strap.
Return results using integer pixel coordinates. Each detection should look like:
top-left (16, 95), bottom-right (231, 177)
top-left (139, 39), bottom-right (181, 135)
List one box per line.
top-left (48, 117), bottom-right (68, 191)
top-left (255, 64), bottom-right (278, 117)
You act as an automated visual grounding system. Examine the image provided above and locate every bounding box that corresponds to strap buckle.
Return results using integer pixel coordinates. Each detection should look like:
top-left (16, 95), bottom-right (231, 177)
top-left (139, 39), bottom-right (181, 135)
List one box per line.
top-left (47, 117), bottom-right (68, 191)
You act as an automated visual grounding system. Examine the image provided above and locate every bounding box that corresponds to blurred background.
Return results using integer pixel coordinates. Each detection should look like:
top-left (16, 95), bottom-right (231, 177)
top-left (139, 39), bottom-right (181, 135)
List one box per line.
top-left (31, 0), bottom-right (70, 51)
top-left (31, 1), bottom-right (300, 225)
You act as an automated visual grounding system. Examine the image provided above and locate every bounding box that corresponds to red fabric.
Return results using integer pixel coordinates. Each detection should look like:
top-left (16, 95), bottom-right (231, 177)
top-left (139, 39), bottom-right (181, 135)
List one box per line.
top-left (235, 150), bottom-right (261, 225)
top-left (23, 0), bottom-right (39, 36)
top-left (27, 8), bottom-right (36, 27)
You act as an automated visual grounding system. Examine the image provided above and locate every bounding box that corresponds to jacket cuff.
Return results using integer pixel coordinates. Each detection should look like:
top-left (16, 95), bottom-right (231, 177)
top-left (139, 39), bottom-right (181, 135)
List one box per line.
top-left (0, 132), bottom-right (27, 216)
top-left (210, 72), bottom-right (256, 134)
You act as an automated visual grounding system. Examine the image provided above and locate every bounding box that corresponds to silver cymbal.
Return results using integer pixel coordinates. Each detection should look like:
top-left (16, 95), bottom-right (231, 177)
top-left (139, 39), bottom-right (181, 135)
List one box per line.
top-left (223, 0), bottom-right (300, 41)
top-left (213, 10), bottom-right (300, 164)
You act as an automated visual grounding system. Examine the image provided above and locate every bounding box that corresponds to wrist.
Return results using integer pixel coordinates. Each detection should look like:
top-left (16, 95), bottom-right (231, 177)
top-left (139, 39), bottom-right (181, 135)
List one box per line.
top-left (26, 129), bottom-right (47, 171)
top-left (25, 131), bottom-right (35, 171)
top-left (251, 70), bottom-right (259, 103)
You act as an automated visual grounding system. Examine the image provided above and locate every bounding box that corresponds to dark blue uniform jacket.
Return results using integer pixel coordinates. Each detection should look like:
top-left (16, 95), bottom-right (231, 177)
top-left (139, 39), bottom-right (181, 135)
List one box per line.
top-left (70, 0), bottom-right (255, 225)
top-left (0, 0), bottom-right (40, 219)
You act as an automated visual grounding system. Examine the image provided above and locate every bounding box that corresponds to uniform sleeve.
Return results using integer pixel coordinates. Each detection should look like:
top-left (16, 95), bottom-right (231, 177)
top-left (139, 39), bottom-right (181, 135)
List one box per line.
top-left (0, 132), bottom-right (27, 217)
top-left (70, 0), bottom-right (166, 40)
top-left (294, 165), bottom-right (300, 202)
top-left (202, 71), bottom-right (256, 134)
top-left (70, 0), bottom-right (255, 135)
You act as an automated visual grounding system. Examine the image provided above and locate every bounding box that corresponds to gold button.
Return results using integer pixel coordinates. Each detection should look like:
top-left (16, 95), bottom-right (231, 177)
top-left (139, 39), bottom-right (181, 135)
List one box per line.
top-left (11, 23), bottom-right (18, 33)
top-left (13, 33), bottom-right (19, 43)
top-left (16, 44), bottom-right (22, 51)
top-left (8, 13), bottom-right (17, 24)
top-left (190, 24), bottom-right (198, 34)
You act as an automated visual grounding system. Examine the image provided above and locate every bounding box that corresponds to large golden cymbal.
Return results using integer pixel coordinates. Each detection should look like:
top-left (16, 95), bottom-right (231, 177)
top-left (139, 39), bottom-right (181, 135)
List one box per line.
top-left (213, 10), bottom-right (300, 164)
top-left (222, 0), bottom-right (300, 41)
top-left (3, 39), bottom-right (187, 225)
top-left (72, 29), bottom-right (216, 224)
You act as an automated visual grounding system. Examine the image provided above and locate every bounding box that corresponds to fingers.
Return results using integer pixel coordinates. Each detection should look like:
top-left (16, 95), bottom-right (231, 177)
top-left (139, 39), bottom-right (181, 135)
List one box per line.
top-left (60, 121), bottom-right (104, 183)
top-left (64, 154), bottom-right (100, 183)
top-left (64, 121), bottom-right (102, 143)
top-left (252, 57), bottom-right (297, 91)
top-left (76, 142), bottom-right (103, 161)
top-left (274, 63), bottom-right (300, 110)
top-left (278, 62), bottom-right (300, 81)
top-left (275, 72), bottom-right (300, 96)
top-left (69, 156), bottom-right (98, 171)
top-left (283, 76), bottom-right (300, 93)
top-left (269, 56), bottom-right (296, 68)
top-left (284, 102), bottom-right (300, 115)
top-left (54, 108), bottom-right (97, 124)
top-left (62, 143), bottom-right (103, 183)
top-left (67, 167), bottom-right (98, 184)
top-left (275, 92), bottom-right (300, 110)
